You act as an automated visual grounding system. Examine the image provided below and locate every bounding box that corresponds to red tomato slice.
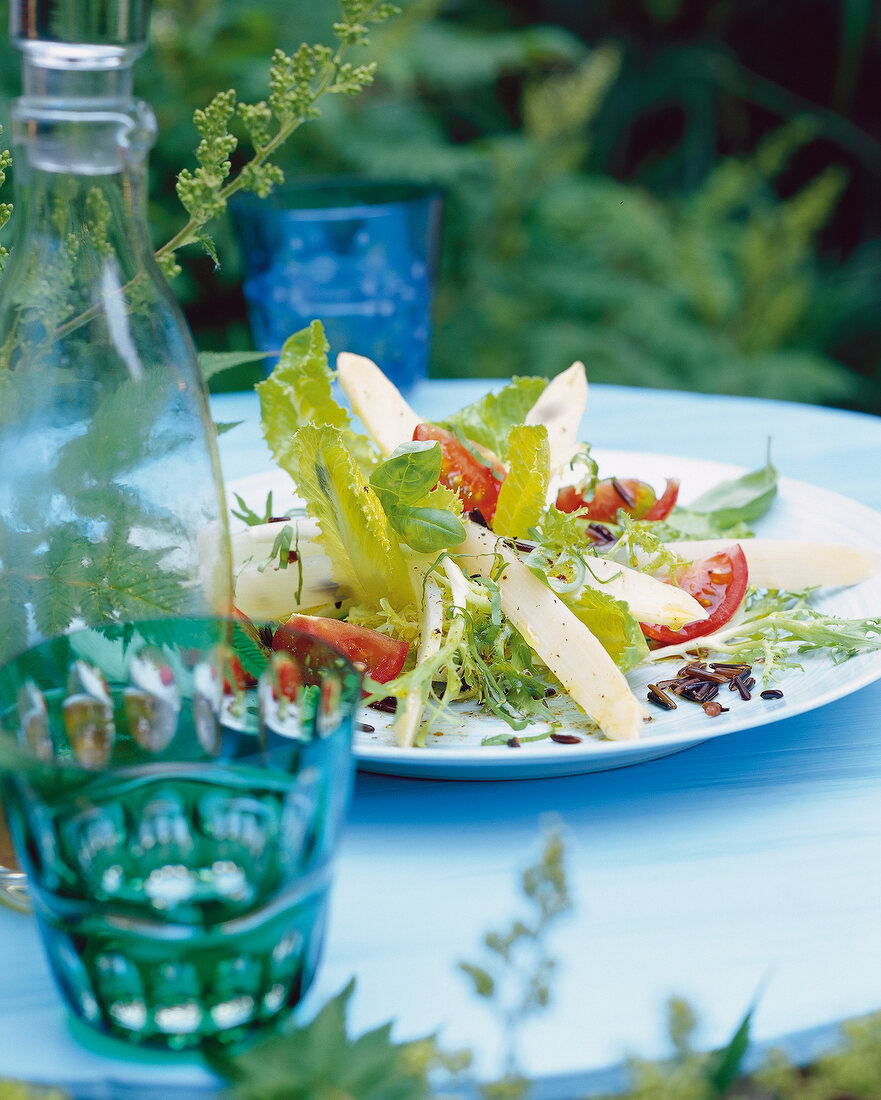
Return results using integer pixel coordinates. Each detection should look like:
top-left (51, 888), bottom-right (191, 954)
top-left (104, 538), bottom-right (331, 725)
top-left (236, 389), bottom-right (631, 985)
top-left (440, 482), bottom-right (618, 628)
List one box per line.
top-left (555, 477), bottom-right (679, 521)
top-left (223, 652), bottom-right (256, 694)
top-left (640, 547), bottom-right (749, 645)
top-left (642, 478), bottom-right (679, 521)
top-left (271, 652), bottom-right (302, 701)
top-left (272, 614), bottom-right (408, 683)
top-left (413, 423), bottom-right (505, 523)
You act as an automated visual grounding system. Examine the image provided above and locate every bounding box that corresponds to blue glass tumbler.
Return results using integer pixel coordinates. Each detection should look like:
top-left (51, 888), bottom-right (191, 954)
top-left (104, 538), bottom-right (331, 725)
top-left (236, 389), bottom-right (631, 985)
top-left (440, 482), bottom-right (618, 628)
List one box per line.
top-left (232, 181), bottom-right (442, 390)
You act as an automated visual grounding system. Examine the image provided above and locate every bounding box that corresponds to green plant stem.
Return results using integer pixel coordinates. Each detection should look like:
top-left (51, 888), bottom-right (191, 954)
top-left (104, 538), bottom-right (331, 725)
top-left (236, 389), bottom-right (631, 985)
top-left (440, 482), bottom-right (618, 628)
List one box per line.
top-left (155, 7), bottom-right (374, 262)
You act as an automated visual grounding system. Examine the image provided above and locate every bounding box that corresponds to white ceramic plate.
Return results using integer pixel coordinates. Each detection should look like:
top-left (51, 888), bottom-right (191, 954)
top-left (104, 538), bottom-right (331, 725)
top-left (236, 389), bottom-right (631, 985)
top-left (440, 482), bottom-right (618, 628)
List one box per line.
top-left (228, 450), bottom-right (881, 780)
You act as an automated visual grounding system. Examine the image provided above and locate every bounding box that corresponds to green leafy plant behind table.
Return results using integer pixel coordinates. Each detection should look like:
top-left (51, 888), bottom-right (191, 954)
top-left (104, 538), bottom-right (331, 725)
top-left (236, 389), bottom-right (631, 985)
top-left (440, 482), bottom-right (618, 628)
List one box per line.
top-left (281, 21), bottom-right (866, 405)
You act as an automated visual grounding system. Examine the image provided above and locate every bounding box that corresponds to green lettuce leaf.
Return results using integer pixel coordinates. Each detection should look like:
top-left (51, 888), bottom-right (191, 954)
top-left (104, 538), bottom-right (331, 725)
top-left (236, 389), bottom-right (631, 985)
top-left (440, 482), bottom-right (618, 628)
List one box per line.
top-left (442, 376), bottom-right (547, 457)
top-left (369, 442), bottom-right (466, 553)
top-left (562, 584), bottom-right (650, 672)
top-left (287, 425), bottom-right (413, 610)
top-left (257, 321), bottom-right (376, 475)
top-left (492, 424), bottom-right (550, 537)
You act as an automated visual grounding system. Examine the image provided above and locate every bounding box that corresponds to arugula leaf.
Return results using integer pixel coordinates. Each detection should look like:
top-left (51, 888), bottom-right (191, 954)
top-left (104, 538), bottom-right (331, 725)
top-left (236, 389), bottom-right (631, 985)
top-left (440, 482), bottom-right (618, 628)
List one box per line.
top-left (442, 376), bottom-right (547, 457)
top-left (258, 524), bottom-right (294, 572)
top-left (680, 451), bottom-right (778, 531)
top-left (493, 424), bottom-right (550, 537)
top-left (230, 491), bottom-right (276, 527)
top-left (562, 584), bottom-right (649, 671)
top-left (369, 442), bottom-right (467, 553)
top-left (650, 511), bottom-right (756, 541)
top-left (287, 425), bottom-right (413, 610)
top-left (257, 321), bottom-right (376, 475)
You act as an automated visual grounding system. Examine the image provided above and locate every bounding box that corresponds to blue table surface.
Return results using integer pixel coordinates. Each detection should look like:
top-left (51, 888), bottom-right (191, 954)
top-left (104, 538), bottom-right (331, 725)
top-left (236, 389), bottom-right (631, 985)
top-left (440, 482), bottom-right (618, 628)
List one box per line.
top-left (2, 381), bottom-right (880, 1097)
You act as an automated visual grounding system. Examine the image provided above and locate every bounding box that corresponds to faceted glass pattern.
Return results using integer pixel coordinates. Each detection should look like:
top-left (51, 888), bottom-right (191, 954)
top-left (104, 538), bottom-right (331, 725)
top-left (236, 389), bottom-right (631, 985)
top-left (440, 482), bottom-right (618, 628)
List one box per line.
top-left (0, 618), bottom-right (361, 1048)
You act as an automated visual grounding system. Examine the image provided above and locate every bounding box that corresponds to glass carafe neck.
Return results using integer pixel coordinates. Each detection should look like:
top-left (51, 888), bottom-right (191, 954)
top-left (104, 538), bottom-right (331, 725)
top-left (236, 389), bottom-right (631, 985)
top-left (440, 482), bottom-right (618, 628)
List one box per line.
top-left (20, 57), bottom-right (135, 101)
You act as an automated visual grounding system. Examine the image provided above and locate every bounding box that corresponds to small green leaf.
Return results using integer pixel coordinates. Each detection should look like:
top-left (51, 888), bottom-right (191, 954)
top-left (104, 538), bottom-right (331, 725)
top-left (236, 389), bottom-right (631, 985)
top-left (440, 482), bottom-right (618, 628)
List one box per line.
top-left (199, 349), bottom-right (273, 382)
top-left (204, 978), bottom-right (437, 1100)
top-left (232, 618), bottom-right (271, 682)
top-left (230, 491), bottom-right (275, 527)
top-left (704, 1005), bottom-right (753, 1096)
top-left (214, 420), bottom-right (243, 436)
top-left (258, 524), bottom-right (294, 572)
top-left (370, 443), bottom-right (466, 551)
top-left (459, 962), bottom-right (495, 998)
top-left (684, 450), bottom-right (778, 530)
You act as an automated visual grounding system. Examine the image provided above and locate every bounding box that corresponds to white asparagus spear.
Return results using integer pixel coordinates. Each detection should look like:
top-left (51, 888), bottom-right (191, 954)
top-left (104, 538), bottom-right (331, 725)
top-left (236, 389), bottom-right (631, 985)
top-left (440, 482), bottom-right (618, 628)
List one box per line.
top-left (455, 524), bottom-right (648, 741)
top-left (231, 520), bottom-right (340, 620)
top-left (664, 539), bottom-right (880, 590)
top-left (337, 351), bottom-right (421, 458)
top-left (393, 572), bottom-right (445, 748)
top-left (576, 555), bottom-right (707, 628)
top-left (524, 360), bottom-right (588, 476)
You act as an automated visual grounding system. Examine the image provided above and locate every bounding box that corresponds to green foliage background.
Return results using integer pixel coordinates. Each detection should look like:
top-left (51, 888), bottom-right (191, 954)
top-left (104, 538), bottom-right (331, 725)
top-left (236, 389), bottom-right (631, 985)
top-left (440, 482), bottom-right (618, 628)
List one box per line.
top-left (0, 0), bottom-right (879, 408)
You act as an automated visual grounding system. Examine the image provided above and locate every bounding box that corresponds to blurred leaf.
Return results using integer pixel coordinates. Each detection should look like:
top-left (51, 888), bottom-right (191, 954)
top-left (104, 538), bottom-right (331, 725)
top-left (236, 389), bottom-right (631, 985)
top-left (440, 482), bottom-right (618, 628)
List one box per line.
top-left (199, 348), bottom-right (273, 381)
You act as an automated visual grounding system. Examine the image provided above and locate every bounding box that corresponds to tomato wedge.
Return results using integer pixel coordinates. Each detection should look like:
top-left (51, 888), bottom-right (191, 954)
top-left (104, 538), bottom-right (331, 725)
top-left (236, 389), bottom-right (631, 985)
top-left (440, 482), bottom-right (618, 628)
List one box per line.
top-left (556, 477), bottom-right (679, 522)
top-left (413, 423), bottom-right (505, 523)
top-left (643, 478), bottom-right (680, 521)
top-left (640, 547), bottom-right (749, 646)
top-left (272, 614), bottom-right (408, 683)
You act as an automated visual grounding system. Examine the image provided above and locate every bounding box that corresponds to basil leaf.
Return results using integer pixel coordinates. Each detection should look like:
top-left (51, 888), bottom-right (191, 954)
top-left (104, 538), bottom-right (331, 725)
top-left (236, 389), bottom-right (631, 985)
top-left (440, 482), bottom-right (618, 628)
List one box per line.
top-left (369, 443), bottom-right (465, 552)
top-left (369, 442), bottom-right (441, 505)
top-left (393, 506), bottom-right (466, 554)
top-left (682, 454), bottom-right (778, 530)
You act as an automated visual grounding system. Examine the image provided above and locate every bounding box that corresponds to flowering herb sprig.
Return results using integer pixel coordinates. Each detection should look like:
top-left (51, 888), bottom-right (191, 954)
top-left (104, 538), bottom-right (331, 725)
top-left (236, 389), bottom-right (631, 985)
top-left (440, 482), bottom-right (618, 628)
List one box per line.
top-left (459, 825), bottom-right (571, 1099)
top-left (0, 128), bottom-right (11, 275)
top-left (155, 0), bottom-right (399, 279)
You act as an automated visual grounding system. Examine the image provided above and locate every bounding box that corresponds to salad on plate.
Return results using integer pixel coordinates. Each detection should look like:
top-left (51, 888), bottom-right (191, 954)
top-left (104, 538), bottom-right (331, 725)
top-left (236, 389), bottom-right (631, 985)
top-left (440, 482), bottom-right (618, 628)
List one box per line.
top-left (228, 321), bottom-right (881, 755)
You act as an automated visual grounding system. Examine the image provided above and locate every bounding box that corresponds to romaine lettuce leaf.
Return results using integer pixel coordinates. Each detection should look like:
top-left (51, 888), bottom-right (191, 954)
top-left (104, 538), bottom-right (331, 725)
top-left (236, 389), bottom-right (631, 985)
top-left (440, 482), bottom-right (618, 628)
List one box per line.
top-left (287, 425), bottom-right (413, 610)
top-left (492, 424), bottom-right (550, 537)
top-left (257, 321), bottom-right (376, 474)
top-left (442, 376), bottom-right (547, 457)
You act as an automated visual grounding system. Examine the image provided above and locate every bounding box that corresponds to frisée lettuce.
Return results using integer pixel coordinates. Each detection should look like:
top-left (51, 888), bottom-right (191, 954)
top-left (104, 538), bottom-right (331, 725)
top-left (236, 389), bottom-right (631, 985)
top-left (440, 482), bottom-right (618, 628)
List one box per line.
top-left (237, 322), bottom-right (881, 748)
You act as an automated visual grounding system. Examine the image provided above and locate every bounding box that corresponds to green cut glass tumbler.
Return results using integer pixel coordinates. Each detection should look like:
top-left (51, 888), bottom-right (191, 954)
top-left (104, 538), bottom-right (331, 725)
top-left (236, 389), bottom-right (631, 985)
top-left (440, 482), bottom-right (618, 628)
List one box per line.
top-left (0, 617), bottom-right (361, 1049)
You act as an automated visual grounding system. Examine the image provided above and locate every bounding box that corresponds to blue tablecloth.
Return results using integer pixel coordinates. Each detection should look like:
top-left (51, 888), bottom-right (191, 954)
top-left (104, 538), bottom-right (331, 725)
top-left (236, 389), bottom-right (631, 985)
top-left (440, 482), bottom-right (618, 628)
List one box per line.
top-left (1, 382), bottom-right (880, 1097)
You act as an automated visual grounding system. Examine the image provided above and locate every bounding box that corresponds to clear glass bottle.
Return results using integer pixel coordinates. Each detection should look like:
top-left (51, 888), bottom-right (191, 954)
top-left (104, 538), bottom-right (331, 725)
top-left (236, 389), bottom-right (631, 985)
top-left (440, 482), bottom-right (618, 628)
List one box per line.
top-left (0, 0), bottom-right (233, 663)
top-left (0, 0), bottom-right (233, 902)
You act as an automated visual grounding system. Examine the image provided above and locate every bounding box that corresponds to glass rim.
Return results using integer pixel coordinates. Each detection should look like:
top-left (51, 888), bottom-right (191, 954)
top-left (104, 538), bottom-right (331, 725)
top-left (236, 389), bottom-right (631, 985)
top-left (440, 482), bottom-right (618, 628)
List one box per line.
top-left (0, 614), bottom-right (364, 774)
top-left (229, 177), bottom-right (443, 220)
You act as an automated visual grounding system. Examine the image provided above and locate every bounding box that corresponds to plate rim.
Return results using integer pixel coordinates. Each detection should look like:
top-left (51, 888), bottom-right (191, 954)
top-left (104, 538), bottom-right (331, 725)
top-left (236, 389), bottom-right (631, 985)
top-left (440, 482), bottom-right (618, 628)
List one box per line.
top-left (228, 449), bottom-right (881, 779)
